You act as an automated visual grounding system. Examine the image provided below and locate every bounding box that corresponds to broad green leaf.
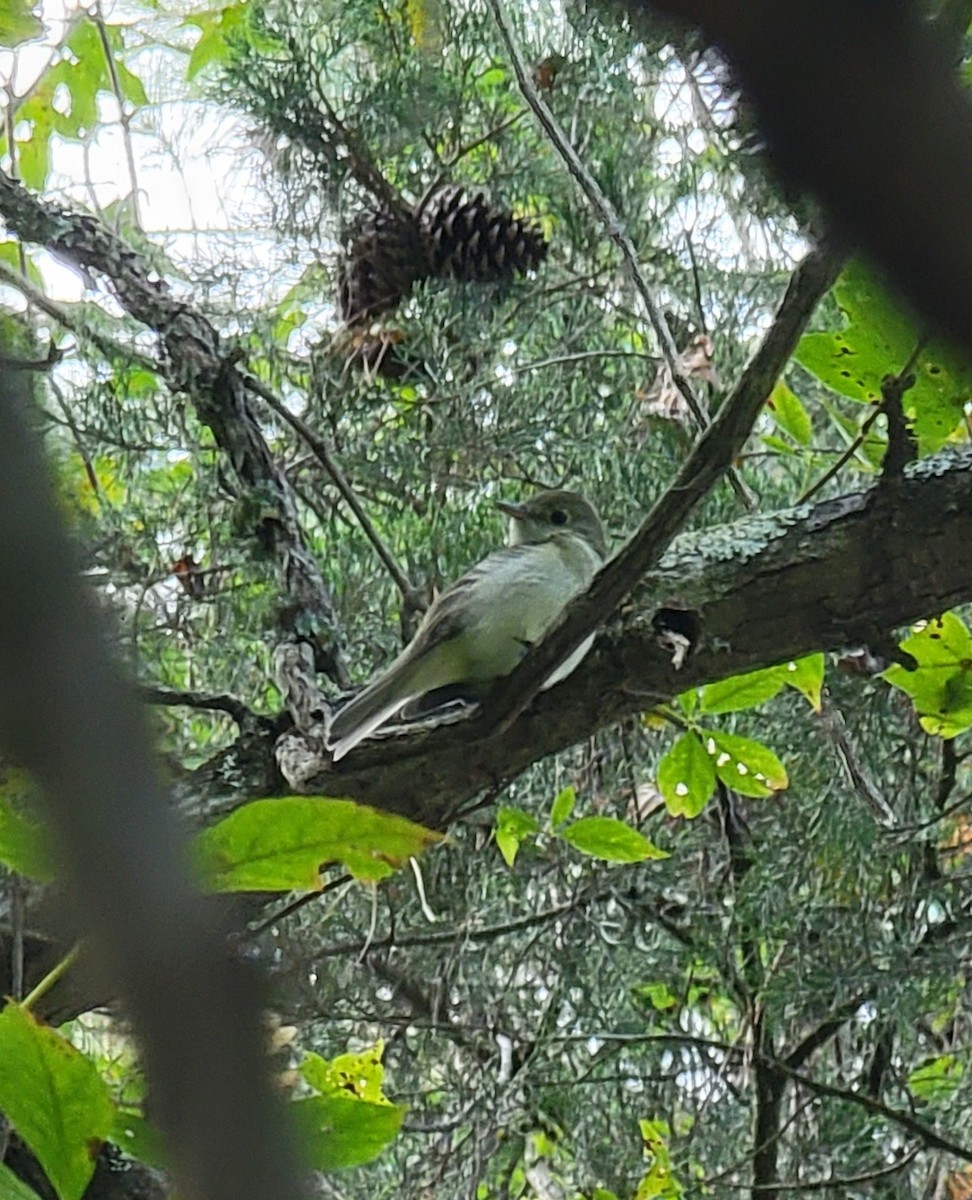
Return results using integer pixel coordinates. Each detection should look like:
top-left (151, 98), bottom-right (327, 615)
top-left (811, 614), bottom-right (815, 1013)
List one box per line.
top-left (495, 806), bottom-right (539, 868)
top-left (0, 1163), bottom-right (43, 1200)
top-left (0, 1004), bottom-right (115, 1200)
top-left (797, 261), bottom-right (970, 453)
top-left (0, 771), bottom-right (54, 881)
top-left (885, 613), bottom-right (972, 736)
top-left (909, 1054), bottom-right (964, 1102)
top-left (291, 1094), bottom-right (405, 1170)
top-left (759, 433), bottom-right (800, 457)
top-left (766, 380), bottom-right (812, 445)
top-left (560, 816), bottom-right (668, 863)
top-left (707, 731), bottom-right (788, 798)
top-left (783, 653), bottom-right (825, 712)
top-left (194, 796), bottom-right (442, 891)
top-left (657, 731), bottom-right (715, 818)
top-left (550, 784), bottom-right (576, 827)
top-left (700, 666), bottom-right (787, 714)
top-left (0, 0), bottom-right (42, 47)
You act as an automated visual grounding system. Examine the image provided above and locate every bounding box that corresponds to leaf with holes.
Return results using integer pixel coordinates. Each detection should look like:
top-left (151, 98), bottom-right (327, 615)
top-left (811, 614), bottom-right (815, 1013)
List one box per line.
top-left (797, 261), bottom-right (970, 453)
top-left (885, 613), bottom-right (972, 737)
top-left (657, 731), bottom-right (716, 818)
top-left (707, 730), bottom-right (788, 798)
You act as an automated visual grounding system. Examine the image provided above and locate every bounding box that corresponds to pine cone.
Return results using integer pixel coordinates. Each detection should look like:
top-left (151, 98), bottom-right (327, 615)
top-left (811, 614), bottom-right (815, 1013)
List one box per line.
top-left (419, 186), bottom-right (548, 283)
top-left (337, 208), bottom-right (431, 324)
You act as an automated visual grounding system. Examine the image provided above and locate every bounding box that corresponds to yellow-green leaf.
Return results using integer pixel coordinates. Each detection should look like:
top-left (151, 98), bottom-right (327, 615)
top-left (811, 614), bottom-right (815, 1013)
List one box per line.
top-left (194, 796), bottom-right (442, 891)
top-left (766, 380), bottom-right (812, 445)
top-left (707, 730), bottom-right (788, 798)
top-left (495, 806), bottom-right (539, 868)
top-left (560, 816), bottom-right (668, 863)
top-left (699, 666), bottom-right (787, 714)
top-left (783, 653), bottom-right (825, 711)
top-left (550, 785), bottom-right (576, 827)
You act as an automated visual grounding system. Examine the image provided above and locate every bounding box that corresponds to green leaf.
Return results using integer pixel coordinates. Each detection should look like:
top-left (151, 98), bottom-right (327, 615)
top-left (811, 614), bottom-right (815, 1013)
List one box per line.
top-left (783, 653), bottom-right (825, 712)
top-left (797, 261), bottom-right (970, 453)
top-left (550, 784), bottom-right (576, 827)
top-left (0, 1004), bottom-right (115, 1200)
top-left (636, 1119), bottom-right (683, 1199)
top-left (293, 1041), bottom-right (404, 1170)
top-left (0, 772), bottom-right (54, 881)
top-left (301, 1042), bottom-right (389, 1101)
top-left (699, 666), bottom-right (787, 714)
top-left (0, 1163), bottom-right (43, 1200)
top-left (291, 1094), bottom-right (405, 1170)
top-left (707, 730), bottom-right (788, 798)
top-left (193, 796), bottom-right (442, 891)
top-left (657, 731), bottom-right (716, 818)
top-left (495, 806), bottom-right (540, 868)
top-left (560, 816), bottom-right (668, 863)
top-left (110, 1110), bottom-right (167, 1170)
top-left (184, 3), bottom-right (250, 80)
top-left (632, 981), bottom-right (678, 1012)
top-left (909, 1054), bottom-right (964, 1102)
top-left (884, 613), bottom-right (972, 737)
top-left (766, 380), bottom-right (812, 445)
top-left (0, 0), bottom-right (42, 47)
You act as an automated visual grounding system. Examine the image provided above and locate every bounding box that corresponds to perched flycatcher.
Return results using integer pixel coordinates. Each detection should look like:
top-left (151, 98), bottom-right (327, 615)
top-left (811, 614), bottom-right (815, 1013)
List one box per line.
top-left (327, 489), bottom-right (607, 761)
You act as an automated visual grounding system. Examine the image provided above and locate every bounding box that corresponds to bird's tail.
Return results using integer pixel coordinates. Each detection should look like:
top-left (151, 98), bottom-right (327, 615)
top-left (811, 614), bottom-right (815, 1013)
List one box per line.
top-left (327, 661), bottom-right (421, 762)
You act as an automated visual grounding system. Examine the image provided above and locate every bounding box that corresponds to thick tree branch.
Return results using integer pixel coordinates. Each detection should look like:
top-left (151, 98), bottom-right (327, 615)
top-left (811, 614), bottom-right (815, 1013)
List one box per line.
top-left (0, 170), bottom-right (348, 684)
top-left (307, 446), bottom-right (972, 825)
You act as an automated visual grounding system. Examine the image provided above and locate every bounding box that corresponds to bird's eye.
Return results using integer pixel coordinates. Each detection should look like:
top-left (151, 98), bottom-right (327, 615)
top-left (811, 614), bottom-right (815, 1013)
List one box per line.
top-left (551, 509), bottom-right (569, 526)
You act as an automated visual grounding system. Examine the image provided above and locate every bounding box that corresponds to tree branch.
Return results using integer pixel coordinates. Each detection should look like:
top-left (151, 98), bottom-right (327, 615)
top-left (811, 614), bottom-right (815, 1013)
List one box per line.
top-left (305, 444), bottom-right (972, 825)
top-left (0, 170), bottom-right (348, 685)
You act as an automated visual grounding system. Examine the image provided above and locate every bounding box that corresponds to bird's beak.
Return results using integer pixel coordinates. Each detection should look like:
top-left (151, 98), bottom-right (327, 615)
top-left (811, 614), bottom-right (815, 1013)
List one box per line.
top-left (496, 499), bottom-right (527, 519)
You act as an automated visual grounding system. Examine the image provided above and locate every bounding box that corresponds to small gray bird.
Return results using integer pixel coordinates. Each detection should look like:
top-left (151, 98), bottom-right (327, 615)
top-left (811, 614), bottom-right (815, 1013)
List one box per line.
top-left (327, 490), bottom-right (607, 761)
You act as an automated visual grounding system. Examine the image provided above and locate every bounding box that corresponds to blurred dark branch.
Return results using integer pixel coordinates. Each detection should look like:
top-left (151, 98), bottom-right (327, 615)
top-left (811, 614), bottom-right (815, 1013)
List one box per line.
top-left (777, 1059), bottom-right (972, 1161)
top-left (633, 0), bottom-right (972, 353)
top-left (0, 366), bottom-right (305, 1200)
top-left (0, 170), bottom-right (348, 686)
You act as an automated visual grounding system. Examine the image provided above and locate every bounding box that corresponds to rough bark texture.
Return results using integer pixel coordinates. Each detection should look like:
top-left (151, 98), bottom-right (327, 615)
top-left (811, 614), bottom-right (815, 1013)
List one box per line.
top-left (298, 448), bottom-right (972, 825)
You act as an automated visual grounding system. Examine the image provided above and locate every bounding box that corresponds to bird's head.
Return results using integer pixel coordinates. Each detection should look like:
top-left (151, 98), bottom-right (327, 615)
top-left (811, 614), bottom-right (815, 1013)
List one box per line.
top-left (497, 490), bottom-right (607, 558)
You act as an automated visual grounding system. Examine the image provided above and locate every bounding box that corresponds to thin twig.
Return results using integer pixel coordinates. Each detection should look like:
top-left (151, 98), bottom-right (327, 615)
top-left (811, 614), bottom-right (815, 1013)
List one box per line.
top-left (488, 0), bottom-right (756, 509)
top-left (139, 684), bottom-right (262, 729)
top-left (91, 1), bottom-right (143, 231)
top-left (0, 257), bottom-right (158, 371)
top-left (244, 373), bottom-right (415, 603)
